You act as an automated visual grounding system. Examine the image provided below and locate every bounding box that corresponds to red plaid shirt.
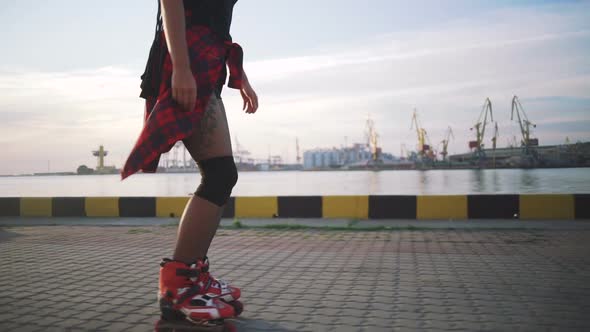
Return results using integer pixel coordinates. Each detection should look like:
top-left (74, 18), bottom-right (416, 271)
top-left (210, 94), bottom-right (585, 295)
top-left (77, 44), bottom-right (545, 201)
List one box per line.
top-left (120, 26), bottom-right (244, 180)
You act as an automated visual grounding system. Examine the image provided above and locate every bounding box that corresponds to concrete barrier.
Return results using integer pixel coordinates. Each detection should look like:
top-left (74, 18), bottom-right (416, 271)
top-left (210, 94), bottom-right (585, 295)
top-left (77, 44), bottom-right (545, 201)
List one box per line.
top-left (519, 194), bottom-right (576, 220)
top-left (417, 195), bottom-right (468, 220)
top-left (0, 195), bottom-right (587, 220)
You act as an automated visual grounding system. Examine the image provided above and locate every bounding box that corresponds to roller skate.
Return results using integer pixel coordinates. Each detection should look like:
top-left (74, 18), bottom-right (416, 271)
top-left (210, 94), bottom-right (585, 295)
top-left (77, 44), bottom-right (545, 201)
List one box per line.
top-left (197, 256), bottom-right (243, 316)
top-left (157, 258), bottom-right (236, 330)
top-left (155, 318), bottom-right (236, 332)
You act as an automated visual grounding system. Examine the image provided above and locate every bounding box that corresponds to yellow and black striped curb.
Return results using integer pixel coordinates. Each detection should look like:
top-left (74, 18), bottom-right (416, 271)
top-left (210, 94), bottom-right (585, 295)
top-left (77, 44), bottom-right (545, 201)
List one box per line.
top-left (1, 195), bottom-right (588, 220)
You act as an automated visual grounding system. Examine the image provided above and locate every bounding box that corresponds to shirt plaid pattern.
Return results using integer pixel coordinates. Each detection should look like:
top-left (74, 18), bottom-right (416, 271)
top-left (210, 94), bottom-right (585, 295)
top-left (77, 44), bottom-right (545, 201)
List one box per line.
top-left (120, 25), bottom-right (243, 180)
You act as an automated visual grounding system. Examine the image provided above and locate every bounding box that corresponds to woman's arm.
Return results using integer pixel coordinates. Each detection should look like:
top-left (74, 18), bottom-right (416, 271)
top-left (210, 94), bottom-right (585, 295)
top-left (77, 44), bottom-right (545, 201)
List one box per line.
top-left (240, 70), bottom-right (259, 114)
top-left (161, 0), bottom-right (196, 111)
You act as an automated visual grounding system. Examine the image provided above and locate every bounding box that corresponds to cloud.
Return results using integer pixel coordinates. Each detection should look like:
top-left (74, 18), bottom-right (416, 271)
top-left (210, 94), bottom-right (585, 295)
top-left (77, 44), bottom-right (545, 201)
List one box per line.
top-left (0, 66), bottom-right (145, 174)
top-left (228, 2), bottom-right (590, 159)
top-left (1, 1), bottom-right (590, 174)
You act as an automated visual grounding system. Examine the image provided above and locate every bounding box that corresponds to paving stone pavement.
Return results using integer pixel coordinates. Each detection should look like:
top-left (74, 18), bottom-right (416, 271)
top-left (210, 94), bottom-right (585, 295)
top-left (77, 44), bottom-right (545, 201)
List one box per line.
top-left (1, 225), bottom-right (590, 331)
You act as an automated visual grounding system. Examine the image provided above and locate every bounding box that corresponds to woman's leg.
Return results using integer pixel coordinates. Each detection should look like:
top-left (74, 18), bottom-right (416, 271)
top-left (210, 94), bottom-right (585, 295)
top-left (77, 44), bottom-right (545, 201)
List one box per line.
top-left (173, 94), bottom-right (236, 264)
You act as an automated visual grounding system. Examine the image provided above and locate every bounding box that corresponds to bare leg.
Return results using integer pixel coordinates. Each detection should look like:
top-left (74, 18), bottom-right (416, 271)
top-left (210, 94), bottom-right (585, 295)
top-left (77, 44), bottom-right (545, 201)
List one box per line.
top-left (173, 95), bottom-right (233, 263)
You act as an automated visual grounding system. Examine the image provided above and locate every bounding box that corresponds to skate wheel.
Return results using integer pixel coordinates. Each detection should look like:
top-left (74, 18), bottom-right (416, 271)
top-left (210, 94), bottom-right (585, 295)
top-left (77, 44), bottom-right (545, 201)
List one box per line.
top-left (228, 301), bottom-right (243, 316)
top-left (223, 322), bottom-right (237, 332)
top-left (155, 318), bottom-right (228, 331)
top-left (160, 307), bottom-right (186, 321)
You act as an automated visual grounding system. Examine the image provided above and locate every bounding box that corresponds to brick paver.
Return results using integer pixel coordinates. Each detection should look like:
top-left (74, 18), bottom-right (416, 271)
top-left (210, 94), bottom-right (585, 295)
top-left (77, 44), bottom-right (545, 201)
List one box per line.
top-left (1, 226), bottom-right (589, 331)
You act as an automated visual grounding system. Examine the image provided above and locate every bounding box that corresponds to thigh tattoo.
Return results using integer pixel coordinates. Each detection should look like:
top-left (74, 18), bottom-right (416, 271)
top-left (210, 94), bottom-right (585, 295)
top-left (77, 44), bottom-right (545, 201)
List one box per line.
top-left (195, 96), bottom-right (220, 150)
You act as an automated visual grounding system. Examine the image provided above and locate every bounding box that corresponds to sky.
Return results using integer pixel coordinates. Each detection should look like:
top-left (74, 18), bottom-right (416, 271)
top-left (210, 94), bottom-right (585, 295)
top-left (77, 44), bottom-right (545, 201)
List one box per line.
top-left (1, 0), bottom-right (589, 175)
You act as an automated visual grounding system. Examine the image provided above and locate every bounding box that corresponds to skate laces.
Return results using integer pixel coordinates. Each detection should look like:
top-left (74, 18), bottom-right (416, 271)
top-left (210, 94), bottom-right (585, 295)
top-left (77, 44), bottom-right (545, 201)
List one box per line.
top-left (199, 257), bottom-right (232, 296)
top-left (196, 256), bottom-right (224, 292)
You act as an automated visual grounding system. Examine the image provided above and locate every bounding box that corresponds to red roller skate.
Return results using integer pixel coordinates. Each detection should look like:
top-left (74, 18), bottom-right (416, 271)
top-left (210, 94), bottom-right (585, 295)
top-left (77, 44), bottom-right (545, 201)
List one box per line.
top-left (196, 256), bottom-right (243, 316)
top-left (157, 258), bottom-right (235, 329)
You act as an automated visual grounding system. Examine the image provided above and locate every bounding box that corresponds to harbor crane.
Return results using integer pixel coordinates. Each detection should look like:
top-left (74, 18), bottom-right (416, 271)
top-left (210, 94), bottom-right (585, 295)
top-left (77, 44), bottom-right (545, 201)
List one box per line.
top-left (172, 141), bottom-right (182, 168)
top-left (491, 122), bottom-right (499, 150)
top-left (440, 126), bottom-right (454, 161)
top-left (511, 95), bottom-right (538, 149)
top-left (234, 135), bottom-right (253, 164)
top-left (491, 122), bottom-right (499, 167)
top-left (400, 143), bottom-right (408, 160)
top-left (411, 109), bottom-right (434, 160)
top-left (469, 98), bottom-right (494, 161)
top-left (296, 138), bottom-right (301, 164)
top-left (365, 114), bottom-right (380, 161)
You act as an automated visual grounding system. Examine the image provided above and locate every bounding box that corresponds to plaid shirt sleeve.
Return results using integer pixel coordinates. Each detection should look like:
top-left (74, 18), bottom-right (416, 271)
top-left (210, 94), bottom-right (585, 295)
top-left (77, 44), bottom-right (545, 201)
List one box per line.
top-left (225, 42), bottom-right (243, 89)
top-left (120, 28), bottom-right (245, 181)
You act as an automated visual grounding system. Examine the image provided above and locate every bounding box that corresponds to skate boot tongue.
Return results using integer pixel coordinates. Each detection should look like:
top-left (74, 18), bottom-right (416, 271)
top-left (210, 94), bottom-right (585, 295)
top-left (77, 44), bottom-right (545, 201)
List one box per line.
top-left (193, 259), bottom-right (214, 291)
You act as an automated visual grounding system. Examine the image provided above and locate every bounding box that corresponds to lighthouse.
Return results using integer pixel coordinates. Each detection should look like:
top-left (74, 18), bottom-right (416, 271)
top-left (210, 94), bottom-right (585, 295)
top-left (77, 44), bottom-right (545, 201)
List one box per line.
top-left (91, 145), bottom-right (117, 174)
top-left (92, 145), bottom-right (108, 170)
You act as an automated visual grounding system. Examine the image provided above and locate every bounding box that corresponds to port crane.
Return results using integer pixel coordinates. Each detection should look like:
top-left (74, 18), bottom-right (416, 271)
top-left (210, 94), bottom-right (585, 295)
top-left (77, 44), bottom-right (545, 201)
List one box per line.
top-left (411, 109), bottom-right (434, 161)
top-left (469, 98), bottom-right (494, 161)
top-left (491, 122), bottom-right (499, 167)
top-left (400, 144), bottom-right (408, 160)
top-left (234, 135), bottom-right (253, 164)
top-left (296, 138), bottom-right (301, 164)
top-left (365, 114), bottom-right (380, 161)
top-left (440, 126), bottom-right (454, 161)
top-left (511, 95), bottom-right (538, 150)
top-left (172, 141), bottom-right (182, 168)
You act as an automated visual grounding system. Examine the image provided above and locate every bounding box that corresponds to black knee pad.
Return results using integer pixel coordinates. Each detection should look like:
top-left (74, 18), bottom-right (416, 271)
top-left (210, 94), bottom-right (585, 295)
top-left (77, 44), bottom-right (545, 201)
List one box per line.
top-left (195, 156), bottom-right (238, 207)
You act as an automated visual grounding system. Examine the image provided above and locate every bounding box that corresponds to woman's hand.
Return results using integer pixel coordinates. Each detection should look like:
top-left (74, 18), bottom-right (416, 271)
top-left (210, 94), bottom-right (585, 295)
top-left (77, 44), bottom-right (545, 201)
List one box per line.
top-left (161, 0), bottom-right (195, 112)
top-left (172, 67), bottom-right (197, 112)
top-left (240, 75), bottom-right (258, 114)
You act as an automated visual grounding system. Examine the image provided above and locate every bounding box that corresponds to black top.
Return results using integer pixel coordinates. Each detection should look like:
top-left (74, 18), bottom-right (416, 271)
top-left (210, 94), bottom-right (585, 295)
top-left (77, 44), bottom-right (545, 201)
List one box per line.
top-left (140, 0), bottom-right (238, 100)
top-left (184, 0), bottom-right (237, 42)
top-left (184, 0), bottom-right (238, 97)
